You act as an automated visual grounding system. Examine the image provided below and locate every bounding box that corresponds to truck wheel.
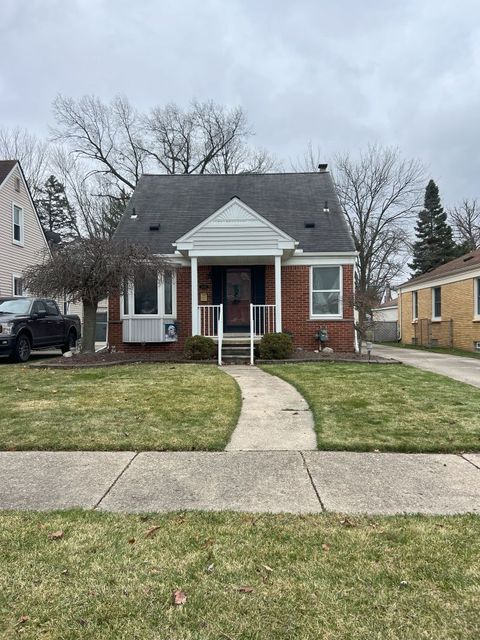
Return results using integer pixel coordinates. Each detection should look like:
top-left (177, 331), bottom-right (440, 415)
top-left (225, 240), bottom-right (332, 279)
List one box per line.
top-left (13, 334), bottom-right (31, 363)
top-left (62, 330), bottom-right (77, 354)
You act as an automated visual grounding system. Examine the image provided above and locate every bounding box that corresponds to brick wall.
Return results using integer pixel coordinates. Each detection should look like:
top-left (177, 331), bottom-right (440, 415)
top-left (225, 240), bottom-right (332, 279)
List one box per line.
top-left (400, 277), bottom-right (480, 351)
top-left (108, 263), bottom-right (356, 353)
top-left (281, 264), bottom-right (355, 352)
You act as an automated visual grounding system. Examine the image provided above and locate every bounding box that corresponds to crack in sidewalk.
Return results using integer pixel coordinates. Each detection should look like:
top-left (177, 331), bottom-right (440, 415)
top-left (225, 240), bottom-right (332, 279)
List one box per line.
top-left (460, 453), bottom-right (480, 471)
top-left (93, 452), bottom-right (139, 510)
top-left (300, 451), bottom-right (326, 512)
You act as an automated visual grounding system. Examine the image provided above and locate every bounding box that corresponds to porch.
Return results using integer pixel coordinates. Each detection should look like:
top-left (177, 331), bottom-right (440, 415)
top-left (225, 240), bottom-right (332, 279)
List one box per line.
top-left (194, 262), bottom-right (281, 365)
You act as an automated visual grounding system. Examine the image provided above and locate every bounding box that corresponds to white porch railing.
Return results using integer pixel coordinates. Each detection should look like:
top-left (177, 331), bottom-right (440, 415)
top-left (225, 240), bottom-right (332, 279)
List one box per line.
top-left (198, 304), bottom-right (223, 366)
top-left (250, 304), bottom-right (276, 365)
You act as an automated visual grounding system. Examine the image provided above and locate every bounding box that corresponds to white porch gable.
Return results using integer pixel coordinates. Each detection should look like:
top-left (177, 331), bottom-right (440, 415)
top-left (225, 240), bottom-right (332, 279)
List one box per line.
top-left (174, 197), bottom-right (297, 256)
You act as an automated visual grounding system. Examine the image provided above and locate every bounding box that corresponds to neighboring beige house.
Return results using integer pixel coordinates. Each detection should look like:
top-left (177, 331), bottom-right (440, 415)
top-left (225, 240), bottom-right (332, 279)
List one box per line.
top-left (399, 250), bottom-right (480, 352)
top-left (0, 160), bottom-right (49, 297)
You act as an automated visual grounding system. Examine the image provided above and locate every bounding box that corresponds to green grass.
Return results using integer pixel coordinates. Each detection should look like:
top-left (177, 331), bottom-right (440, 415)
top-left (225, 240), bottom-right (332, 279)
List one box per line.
top-left (380, 342), bottom-right (480, 360)
top-left (0, 364), bottom-right (240, 451)
top-left (0, 510), bottom-right (478, 639)
top-left (261, 363), bottom-right (480, 452)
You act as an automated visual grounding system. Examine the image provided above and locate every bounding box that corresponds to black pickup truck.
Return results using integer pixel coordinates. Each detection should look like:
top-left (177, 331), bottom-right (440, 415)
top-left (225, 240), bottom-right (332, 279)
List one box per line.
top-left (0, 297), bottom-right (81, 362)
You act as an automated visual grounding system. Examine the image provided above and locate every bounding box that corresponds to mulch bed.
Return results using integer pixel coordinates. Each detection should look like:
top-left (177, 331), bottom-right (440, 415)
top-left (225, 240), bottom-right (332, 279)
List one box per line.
top-left (29, 349), bottom-right (399, 369)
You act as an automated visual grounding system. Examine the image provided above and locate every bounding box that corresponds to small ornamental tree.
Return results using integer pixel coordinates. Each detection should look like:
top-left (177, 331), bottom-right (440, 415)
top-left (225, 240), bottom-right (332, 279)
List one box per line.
top-left (23, 238), bottom-right (169, 353)
top-left (409, 180), bottom-right (458, 276)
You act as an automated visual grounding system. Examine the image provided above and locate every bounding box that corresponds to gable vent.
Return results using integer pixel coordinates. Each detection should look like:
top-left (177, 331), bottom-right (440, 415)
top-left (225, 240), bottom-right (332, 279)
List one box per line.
top-left (149, 224), bottom-right (160, 231)
top-left (304, 222), bottom-right (315, 229)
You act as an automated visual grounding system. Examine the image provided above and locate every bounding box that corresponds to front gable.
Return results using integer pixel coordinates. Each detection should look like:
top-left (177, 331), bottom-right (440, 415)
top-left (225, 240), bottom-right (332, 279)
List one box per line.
top-left (174, 197), bottom-right (297, 256)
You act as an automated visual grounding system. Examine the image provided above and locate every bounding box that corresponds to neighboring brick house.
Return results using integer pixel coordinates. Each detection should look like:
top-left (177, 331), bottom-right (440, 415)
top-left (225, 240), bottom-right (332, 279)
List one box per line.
top-left (0, 160), bottom-right (49, 297)
top-left (109, 170), bottom-right (357, 356)
top-left (398, 250), bottom-right (480, 352)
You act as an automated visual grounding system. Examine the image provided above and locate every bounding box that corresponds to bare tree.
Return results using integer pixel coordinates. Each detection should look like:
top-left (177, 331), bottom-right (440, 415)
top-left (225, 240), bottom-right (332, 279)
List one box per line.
top-left (23, 239), bottom-right (169, 353)
top-left (333, 145), bottom-right (424, 334)
top-left (0, 127), bottom-right (50, 200)
top-left (51, 94), bottom-right (147, 191)
top-left (51, 147), bottom-right (126, 239)
top-left (450, 199), bottom-right (480, 251)
top-left (52, 94), bottom-right (274, 183)
top-left (290, 141), bottom-right (323, 172)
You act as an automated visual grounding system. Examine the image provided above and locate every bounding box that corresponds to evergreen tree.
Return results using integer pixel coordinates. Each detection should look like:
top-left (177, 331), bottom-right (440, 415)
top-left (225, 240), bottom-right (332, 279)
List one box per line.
top-left (409, 179), bottom-right (458, 276)
top-left (37, 175), bottom-right (77, 239)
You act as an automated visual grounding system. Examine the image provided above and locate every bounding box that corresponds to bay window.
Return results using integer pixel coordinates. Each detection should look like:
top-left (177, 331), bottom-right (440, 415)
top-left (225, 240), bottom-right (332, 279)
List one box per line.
top-left (121, 271), bottom-right (176, 318)
top-left (311, 266), bottom-right (342, 318)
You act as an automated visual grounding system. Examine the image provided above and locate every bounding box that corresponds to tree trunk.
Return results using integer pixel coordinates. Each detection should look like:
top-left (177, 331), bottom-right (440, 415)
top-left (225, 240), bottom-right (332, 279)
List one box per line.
top-left (81, 300), bottom-right (98, 354)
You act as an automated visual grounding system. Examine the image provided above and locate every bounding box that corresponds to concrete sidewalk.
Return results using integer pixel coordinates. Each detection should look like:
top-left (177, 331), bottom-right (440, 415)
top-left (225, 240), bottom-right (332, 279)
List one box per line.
top-left (373, 344), bottom-right (480, 388)
top-left (1, 451), bottom-right (479, 515)
top-left (224, 366), bottom-right (316, 451)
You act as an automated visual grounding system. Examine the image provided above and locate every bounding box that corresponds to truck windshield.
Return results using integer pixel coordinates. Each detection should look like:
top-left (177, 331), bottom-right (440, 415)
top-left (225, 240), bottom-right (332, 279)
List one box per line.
top-left (0, 298), bottom-right (32, 314)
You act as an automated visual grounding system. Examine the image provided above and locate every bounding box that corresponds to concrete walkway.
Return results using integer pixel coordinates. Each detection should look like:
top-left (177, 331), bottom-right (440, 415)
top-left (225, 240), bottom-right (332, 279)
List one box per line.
top-left (224, 366), bottom-right (316, 450)
top-left (373, 344), bottom-right (480, 388)
top-left (1, 451), bottom-right (479, 515)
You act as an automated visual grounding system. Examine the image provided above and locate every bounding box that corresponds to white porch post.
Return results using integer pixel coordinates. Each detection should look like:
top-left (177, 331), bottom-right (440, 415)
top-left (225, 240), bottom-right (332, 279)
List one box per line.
top-left (274, 255), bottom-right (282, 332)
top-left (191, 257), bottom-right (198, 335)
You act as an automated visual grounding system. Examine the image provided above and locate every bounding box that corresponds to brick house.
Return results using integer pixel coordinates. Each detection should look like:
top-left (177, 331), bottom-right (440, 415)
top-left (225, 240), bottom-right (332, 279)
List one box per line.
top-left (109, 170), bottom-right (357, 359)
top-left (398, 250), bottom-right (480, 352)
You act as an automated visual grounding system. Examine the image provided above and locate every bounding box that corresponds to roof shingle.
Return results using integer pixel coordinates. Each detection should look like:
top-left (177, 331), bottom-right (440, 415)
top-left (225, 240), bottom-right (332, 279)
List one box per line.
top-left (113, 172), bottom-right (356, 253)
top-left (0, 160), bottom-right (17, 186)
top-left (402, 250), bottom-right (480, 287)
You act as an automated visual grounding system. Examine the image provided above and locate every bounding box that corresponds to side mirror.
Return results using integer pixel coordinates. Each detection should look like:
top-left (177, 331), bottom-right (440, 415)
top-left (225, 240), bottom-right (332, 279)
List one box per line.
top-left (33, 310), bottom-right (47, 319)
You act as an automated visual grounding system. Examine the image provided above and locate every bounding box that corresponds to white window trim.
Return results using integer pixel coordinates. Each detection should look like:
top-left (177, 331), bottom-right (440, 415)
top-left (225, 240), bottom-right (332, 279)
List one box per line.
top-left (12, 202), bottom-right (24, 246)
top-left (12, 273), bottom-right (24, 297)
top-left (475, 278), bottom-right (480, 321)
top-left (310, 265), bottom-right (343, 319)
top-left (412, 290), bottom-right (418, 322)
top-left (120, 272), bottom-right (177, 319)
top-left (432, 286), bottom-right (442, 321)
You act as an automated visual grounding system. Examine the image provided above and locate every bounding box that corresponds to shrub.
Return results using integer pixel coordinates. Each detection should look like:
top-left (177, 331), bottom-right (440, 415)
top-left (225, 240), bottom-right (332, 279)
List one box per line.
top-left (259, 332), bottom-right (294, 359)
top-left (184, 335), bottom-right (216, 360)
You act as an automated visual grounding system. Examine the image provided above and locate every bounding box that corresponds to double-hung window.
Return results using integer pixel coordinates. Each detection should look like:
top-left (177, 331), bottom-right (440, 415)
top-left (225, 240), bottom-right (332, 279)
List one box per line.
top-left (432, 286), bottom-right (441, 320)
top-left (12, 204), bottom-right (24, 245)
top-left (12, 275), bottom-right (23, 296)
top-left (311, 266), bottom-right (342, 318)
top-left (412, 291), bottom-right (418, 321)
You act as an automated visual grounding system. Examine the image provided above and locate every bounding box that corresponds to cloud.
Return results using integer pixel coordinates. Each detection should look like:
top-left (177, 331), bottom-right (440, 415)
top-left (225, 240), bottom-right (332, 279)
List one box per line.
top-left (1, 0), bottom-right (479, 203)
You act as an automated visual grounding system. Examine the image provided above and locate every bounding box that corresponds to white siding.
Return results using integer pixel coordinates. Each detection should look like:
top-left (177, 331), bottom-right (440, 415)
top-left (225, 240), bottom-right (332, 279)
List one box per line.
top-left (176, 199), bottom-right (296, 253)
top-left (0, 164), bottom-right (49, 296)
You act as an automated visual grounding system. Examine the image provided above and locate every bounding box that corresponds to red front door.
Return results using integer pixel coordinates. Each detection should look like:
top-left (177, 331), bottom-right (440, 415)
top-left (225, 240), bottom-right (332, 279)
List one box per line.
top-left (225, 267), bottom-right (251, 331)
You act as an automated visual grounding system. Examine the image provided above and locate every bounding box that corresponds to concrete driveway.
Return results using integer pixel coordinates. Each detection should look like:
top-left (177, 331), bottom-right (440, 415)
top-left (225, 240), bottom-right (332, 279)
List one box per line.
top-left (373, 344), bottom-right (480, 389)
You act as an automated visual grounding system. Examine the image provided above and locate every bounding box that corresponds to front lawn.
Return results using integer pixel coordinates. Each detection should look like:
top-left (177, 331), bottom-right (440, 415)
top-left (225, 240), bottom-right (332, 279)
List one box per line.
top-left (0, 364), bottom-right (240, 451)
top-left (0, 510), bottom-right (478, 639)
top-left (261, 363), bottom-right (480, 452)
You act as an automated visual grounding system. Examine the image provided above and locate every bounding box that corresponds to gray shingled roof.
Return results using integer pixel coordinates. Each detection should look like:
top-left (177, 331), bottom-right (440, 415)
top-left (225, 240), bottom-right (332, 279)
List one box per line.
top-left (0, 160), bottom-right (17, 186)
top-left (113, 172), bottom-right (356, 253)
top-left (401, 249), bottom-right (480, 287)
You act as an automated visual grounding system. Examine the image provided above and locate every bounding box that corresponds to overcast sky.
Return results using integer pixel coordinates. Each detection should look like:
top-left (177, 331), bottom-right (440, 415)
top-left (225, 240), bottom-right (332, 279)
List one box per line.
top-left (1, 0), bottom-right (479, 204)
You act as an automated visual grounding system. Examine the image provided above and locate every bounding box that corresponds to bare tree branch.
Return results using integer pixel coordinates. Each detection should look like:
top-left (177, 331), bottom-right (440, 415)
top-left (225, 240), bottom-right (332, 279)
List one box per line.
top-left (333, 144), bottom-right (424, 327)
top-left (450, 199), bottom-right (480, 250)
top-left (0, 127), bottom-right (50, 200)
